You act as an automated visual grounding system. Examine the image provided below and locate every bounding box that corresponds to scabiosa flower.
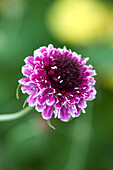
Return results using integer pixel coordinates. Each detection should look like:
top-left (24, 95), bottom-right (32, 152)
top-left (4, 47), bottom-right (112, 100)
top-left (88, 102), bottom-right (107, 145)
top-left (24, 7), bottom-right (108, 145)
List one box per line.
top-left (19, 44), bottom-right (96, 122)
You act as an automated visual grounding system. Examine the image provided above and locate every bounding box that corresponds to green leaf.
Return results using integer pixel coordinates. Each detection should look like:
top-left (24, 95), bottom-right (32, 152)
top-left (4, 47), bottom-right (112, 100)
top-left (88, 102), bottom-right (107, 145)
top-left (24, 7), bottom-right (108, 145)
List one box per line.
top-left (16, 84), bottom-right (21, 99)
top-left (23, 97), bottom-right (28, 108)
top-left (46, 120), bottom-right (55, 130)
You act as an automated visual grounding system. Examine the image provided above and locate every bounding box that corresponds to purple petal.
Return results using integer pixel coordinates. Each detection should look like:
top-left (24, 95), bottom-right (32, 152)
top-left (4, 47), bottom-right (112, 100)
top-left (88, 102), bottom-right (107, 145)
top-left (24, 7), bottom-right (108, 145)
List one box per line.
top-left (88, 87), bottom-right (97, 100)
top-left (54, 108), bottom-right (59, 118)
top-left (89, 70), bottom-right (97, 76)
top-left (37, 95), bottom-right (47, 105)
top-left (55, 101), bottom-right (62, 109)
top-left (55, 95), bottom-right (66, 109)
top-left (37, 68), bottom-right (46, 75)
top-left (41, 87), bottom-right (54, 96)
top-left (28, 91), bottom-right (38, 106)
top-left (80, 57), bottom-right (89, 65)
top-left (73, 106), bottom-right (81, 117)
top-left (88, 77), bottom-right (96, 85)
top-left (34, 47), bottom-right (47, 58)
top-left (59, 106), bottom-right (71, 122)
top-left (68, 104), bottom-right (77, 117)
top-left (24, 56), bottom-right (35, 66)
top-left (42, 105), bottom-right (54, 119)
top-left (78, 99), bottom-right (87, 108)
top-left (22, 65), bottom-right (32, 77)
top-left (18, 78), bottom-right (30, 85)
top-left (36, 104), bottom-right (46, 112)
top-left (21, 85), bottom-right (33, 94)
top-left (46, 96), bottom-right (55, 106)
top-left (80, 107), bottom-right (86, 114)
top-left (30, 74), bottom-right (41, 82)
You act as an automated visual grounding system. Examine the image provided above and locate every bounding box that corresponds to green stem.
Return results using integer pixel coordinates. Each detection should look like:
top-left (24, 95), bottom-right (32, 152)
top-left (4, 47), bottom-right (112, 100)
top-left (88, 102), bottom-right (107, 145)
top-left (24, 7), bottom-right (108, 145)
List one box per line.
top-left (0, 106), bottom-right (33, 122)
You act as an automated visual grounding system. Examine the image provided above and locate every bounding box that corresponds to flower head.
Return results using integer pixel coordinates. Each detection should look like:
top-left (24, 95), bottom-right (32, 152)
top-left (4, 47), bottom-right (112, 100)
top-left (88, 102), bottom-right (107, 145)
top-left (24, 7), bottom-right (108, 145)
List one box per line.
top-left (19, 44), bottom-right (96, 122)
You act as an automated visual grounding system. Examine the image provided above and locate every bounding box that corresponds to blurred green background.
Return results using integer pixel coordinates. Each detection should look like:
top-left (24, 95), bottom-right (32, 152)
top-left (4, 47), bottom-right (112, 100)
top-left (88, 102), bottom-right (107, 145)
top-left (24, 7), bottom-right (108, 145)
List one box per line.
top-left (0, 0), bottom-right (113, 170)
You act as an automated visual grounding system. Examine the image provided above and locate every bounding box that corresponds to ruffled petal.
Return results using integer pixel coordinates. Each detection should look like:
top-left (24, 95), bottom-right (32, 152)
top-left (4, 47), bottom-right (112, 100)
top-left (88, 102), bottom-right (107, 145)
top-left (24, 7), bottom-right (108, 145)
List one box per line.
top-left (42, 105), bottom-right (54, 119)
top-left (78, 99), bottom-right (87, 108)
top-left (18, 78), bottom-right (30, 85)
top-left (28, 91), bottom-right (38, 106)
top-left (22, 65), bottom-right (33, 77)
top-left (73, 106), bottom-right (81, 117)
top-left (68, 104), bottom-right (77, 117)
top-left (21, 85), bottom-right (33, 94)
top-left (46, 96), bottom-right (55, 106)
top-left (59, 106), bottom-right (71, 122)
top-left (24, 56), bottom-right (35, 66)
top-left (37, 95), bottom-right (47, 105)
top-left (36, 104), bottom-right (46, 112)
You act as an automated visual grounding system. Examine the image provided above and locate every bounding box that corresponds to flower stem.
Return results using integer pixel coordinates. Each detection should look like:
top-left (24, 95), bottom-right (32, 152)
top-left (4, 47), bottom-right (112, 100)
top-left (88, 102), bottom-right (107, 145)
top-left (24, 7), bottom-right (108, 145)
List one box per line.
top-left (0, 106), bottom-right (33, 122)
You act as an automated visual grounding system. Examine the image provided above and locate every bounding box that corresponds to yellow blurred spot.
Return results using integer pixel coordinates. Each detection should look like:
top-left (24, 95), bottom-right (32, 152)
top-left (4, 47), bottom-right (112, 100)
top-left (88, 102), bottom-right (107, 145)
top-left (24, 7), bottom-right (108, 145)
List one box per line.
top-left (46, 0), bottom-right (113, 45)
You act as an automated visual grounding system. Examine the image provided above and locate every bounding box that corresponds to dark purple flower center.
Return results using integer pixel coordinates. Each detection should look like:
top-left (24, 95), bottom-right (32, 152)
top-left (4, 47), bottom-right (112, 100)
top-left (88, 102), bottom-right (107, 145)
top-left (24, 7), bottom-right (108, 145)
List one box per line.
top-left (46, 56), bottom-right (82, 93)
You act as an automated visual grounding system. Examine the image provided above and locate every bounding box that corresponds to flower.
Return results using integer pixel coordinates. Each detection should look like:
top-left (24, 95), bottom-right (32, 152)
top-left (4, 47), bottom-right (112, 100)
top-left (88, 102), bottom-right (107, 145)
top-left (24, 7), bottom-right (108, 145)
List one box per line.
top-left (19, 44), bottom-right (96, 122)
